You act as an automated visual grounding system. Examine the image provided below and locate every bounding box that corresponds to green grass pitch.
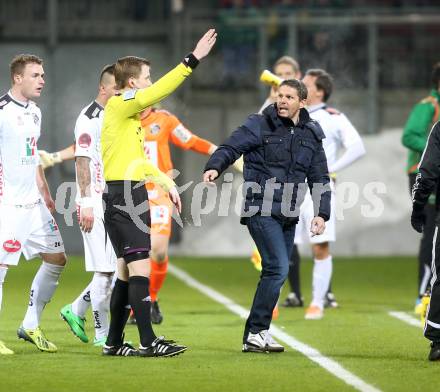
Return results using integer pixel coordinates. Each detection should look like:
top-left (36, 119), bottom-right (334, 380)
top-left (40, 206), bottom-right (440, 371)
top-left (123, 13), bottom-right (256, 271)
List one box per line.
top-left (0, 256), bottom-right (438, 391)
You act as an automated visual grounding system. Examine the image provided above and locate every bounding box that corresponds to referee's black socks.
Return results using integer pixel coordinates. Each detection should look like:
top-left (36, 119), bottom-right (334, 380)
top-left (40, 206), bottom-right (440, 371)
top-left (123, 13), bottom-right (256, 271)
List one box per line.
top-left (106, 278), bottom-right (130, 346)
top-left (129, 276), bottom-right (157, 347)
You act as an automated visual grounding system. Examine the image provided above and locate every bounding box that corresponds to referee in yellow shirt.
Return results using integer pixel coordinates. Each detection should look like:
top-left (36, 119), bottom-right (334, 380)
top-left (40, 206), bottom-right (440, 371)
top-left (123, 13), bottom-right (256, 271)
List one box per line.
top-left (101, 29), bottom-right (217, 357)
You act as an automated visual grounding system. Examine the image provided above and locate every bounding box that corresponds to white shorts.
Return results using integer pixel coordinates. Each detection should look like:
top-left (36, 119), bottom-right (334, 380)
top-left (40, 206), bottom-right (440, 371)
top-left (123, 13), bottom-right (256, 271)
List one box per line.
top-left (294, 186), bottom-right (336, 245)
top-left (0, 201), bottom-right (65, 266)
top-left (78, 205), bottom-right (116, 273)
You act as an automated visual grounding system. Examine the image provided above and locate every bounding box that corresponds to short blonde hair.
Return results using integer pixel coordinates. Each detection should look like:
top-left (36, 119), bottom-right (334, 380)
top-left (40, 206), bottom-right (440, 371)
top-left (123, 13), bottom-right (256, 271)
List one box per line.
top-left (10, 54), bottom-right (43, 82)
top-left (114, 56), bottom-right (150, 90)
top-left (273, 56), bottom-right (300, 75)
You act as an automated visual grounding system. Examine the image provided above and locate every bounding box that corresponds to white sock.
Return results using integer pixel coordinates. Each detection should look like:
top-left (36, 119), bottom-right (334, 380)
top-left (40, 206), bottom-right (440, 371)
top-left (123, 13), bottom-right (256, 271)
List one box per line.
top-left (110, 271), bottom-right (118, 289)
top-left (71, 283), bottom-right (92, 318)
top-left (22, 262), bottom-right (64, 329)
top-left (311, 255), bottom-right (333, 310)
top-left (90, 272), bottom-right (113, 340)
top-left (0, 266), bottom-right (8, 313)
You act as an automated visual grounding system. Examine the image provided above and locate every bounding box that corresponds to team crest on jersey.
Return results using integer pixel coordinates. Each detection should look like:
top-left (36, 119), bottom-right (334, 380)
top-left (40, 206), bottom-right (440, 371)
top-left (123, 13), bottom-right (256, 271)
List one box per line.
top-left (3, 239), bottom-right (21, 253)
top-left (78, 133), bottom-right (92, 148)
top-left (25, 137), bottom-right (37, 156)
top-left (150, 123), bottom-right (161, 135)
top-left (32, 113), bottom-right (40, 125)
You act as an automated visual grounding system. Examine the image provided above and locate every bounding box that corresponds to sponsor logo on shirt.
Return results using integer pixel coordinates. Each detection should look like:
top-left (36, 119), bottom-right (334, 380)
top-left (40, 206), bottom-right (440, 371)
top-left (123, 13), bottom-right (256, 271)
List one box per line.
top-left (3, 239), bottom-right (21, 253)
top-left (21, 137), bottom-right (38, 165)
top-left (94, 162), bottom-right (104, 194)
top-left (78, 133), bottom-right (92, 149)
top-left (144, 141), bottom-right (158, 167)
top-left (26, 137), bottom-right (37, 156)
top-left (172, 125), bottom-right (191, 143)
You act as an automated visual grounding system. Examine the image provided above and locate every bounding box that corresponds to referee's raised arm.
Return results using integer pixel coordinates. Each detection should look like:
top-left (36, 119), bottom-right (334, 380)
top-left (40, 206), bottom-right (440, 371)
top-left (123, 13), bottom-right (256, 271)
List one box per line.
top-left (113, 29), bottom-right (217, 118)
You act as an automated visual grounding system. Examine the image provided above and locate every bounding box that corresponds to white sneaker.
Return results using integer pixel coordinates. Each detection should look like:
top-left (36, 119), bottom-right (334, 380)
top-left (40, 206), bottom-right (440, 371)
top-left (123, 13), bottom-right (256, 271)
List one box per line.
top-left (242, 330), bottom-right (284, 353)
top-left (265, 332), bottom-right (284, 352)
top-left (243, 331), bottom-right (267, 353)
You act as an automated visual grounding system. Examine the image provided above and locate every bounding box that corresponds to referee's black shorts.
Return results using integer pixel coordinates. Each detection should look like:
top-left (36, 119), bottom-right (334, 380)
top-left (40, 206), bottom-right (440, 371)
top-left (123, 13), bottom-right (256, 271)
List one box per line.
top-left (103, 181), bottom-right (151, 262)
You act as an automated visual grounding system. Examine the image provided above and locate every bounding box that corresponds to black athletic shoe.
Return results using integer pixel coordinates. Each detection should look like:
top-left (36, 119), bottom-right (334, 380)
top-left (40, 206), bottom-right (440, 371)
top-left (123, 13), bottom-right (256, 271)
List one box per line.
top-left (428, 342), bottom-right (440, 361)
top-left (151, 301), bottom-right (163, 325)
top-left (324, 292), bottom-right (339, 308)
top-left (281, 293), bottom-right (304, 308)
top-left (102, 342), bottom-right (139, 357)
top-left (139, 336), bottom-right (187, 357)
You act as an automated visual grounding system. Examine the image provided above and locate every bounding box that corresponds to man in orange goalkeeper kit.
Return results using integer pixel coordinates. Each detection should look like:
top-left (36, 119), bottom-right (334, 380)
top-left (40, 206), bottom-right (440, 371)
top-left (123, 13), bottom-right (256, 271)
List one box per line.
top-left (41, 110), bottom-right (218, 326)
top-left (134, 107), bottom-right (218, 324)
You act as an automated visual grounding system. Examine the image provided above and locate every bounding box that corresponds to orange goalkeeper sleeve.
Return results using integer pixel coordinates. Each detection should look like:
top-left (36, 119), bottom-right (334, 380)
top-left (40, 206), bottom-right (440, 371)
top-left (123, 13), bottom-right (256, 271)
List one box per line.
top-left (190, 136), bottom-right (215, 155)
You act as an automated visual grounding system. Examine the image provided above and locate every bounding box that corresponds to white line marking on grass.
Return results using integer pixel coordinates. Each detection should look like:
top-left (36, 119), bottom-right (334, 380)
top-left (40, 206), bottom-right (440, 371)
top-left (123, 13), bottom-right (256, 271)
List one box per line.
top-left (169, 264), bottom-right (381, 392)
top-left (388, 311), bottom-right (421, 328)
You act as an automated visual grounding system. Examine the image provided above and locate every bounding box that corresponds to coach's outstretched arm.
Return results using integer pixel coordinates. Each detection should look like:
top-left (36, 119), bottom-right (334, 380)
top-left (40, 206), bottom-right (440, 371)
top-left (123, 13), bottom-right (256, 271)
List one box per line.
top-left (203, 116), bottom-right (262, 182)
top-left (411, 122), bottom-right (440, 233)
top-left (114, 29), bottom-right (217, 118)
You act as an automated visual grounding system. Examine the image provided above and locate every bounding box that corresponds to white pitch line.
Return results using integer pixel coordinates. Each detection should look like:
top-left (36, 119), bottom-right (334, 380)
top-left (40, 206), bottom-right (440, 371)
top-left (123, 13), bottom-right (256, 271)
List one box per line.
top-left (388, 311), bottom-right (421, 328)
top-left (169, 263), bottom-right (381, 392)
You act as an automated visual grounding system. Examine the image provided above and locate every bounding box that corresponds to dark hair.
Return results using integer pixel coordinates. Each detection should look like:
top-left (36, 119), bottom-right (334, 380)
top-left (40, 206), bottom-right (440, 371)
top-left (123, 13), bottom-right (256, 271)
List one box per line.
top-left (114, 56), bottom-right (150, 90)
top-left (99, 63), bottom-right (115, 84)
top-left (273, 56), bottom-right (300, 75)
top-left (432, 62), bottom-right (440, 89)
top-left (305, 68), bottom-right (333, 102)
top-left (279, 79), bottom-right (308, 101)
top-left (10, 54), bottom-right (43, 82)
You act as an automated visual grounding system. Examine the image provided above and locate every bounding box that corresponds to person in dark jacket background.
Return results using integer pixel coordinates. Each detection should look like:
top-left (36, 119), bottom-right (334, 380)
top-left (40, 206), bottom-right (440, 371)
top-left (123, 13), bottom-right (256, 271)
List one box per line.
top-left (411, 120), bottom-right (440, 361)
top-left (203, 79), bottom-right (331, 353)
top-left (403, 62), bottom-right (440, 313)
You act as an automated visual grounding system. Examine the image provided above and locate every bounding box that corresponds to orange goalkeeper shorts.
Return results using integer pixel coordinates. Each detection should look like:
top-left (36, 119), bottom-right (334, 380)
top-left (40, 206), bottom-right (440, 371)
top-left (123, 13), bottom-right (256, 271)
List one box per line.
top-left (146, 182), bottom-right (173, 237)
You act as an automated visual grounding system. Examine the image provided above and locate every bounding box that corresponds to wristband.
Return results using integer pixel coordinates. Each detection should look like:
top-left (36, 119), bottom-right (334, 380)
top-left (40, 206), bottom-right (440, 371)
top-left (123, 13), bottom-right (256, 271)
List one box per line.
top-left (79, 197), bottom-right (94, 208)
top-left (52, 152), bottom-right (62, 164)
top-left (182, 53), bottom-right (199, 70)
top-left (317, 213), bottom-right (329, 221)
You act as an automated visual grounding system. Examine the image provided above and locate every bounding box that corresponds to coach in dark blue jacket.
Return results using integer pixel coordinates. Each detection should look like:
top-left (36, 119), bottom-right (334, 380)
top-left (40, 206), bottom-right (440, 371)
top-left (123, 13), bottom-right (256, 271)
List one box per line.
top-left (203, 79), bottom-right (331, 353)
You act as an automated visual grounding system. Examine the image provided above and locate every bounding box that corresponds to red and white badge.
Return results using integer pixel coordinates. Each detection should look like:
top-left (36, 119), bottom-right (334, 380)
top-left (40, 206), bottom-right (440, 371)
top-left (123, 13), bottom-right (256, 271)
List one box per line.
top-left (78, 133), bottom-right (92, 148)
top-left (3, 239), bottom-right (21, 253)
